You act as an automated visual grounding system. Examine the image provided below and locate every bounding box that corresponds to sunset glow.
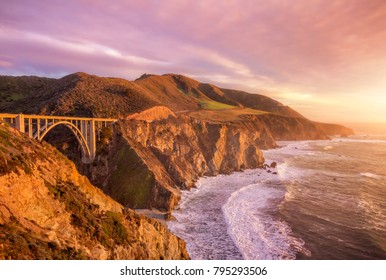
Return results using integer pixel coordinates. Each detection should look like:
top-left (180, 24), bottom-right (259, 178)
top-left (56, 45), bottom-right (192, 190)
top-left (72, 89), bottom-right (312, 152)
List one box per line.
top-left (1, 0), bottom-right (386, 123)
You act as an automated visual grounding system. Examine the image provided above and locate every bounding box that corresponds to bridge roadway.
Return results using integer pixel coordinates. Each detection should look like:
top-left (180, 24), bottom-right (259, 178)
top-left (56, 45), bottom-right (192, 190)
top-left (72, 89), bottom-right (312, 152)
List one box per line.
top-left (0, 113), bottom-right (117, 163)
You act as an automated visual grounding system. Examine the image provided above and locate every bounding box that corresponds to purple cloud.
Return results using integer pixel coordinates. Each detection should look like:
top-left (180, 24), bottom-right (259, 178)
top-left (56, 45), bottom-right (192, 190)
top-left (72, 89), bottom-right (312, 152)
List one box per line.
top-left (1, 0), bottom-right (386, 122)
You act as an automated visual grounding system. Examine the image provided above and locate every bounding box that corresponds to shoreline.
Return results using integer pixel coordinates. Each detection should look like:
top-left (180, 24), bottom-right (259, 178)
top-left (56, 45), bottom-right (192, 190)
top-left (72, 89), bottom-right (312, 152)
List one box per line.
top-left (167, 135), bottom-right (386, 260)
top-left (164, 137), bottom-right (354, 259)
top-left (165, 154), bottom-right (285, 259)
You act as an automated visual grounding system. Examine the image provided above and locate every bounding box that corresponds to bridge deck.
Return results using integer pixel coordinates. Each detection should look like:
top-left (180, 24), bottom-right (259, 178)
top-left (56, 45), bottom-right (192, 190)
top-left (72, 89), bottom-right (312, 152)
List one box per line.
top-left (0, 113), bottom-right (117, 122)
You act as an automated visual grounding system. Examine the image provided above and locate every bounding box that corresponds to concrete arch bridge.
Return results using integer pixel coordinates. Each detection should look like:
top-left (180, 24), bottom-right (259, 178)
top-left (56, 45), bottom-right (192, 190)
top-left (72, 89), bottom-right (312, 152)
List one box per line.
top-left (0, 113), bottom-right (117, 163)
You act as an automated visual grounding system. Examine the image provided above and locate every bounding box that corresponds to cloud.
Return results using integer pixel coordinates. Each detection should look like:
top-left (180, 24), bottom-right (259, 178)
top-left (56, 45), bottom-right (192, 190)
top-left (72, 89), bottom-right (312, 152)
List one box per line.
top-left (1, 0), bottom-right (386, 122)
top-left (0, 59), bottom-right (13, 68)
top-left (0, 28), bottom-right (169, 66)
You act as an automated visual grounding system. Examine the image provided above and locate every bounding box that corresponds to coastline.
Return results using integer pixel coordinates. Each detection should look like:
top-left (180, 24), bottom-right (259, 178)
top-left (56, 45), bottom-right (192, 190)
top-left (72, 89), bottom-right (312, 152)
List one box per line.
top-left (165, 138), bottom-right (315, 259)
top-left (166, 142), bottom-right (296, 260)
top-left (166, 135), bottom-right (386, 260)
top-left (165, 139), bottom-right (322, 259)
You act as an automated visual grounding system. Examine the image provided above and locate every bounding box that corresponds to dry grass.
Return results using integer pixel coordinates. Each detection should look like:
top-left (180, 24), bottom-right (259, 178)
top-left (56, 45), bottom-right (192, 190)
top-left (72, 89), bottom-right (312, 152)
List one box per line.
top-left (199, 100), bottom-right (237, 110)
top-left (184, 108), bottom-right (269, 122)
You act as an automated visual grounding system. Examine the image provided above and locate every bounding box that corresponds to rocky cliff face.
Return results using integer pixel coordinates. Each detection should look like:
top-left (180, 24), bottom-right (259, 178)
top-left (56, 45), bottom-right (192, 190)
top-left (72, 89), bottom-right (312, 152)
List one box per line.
top-left (256, 114), bottom-right (330, 141)
top-left (0, 121), bottom-right (188, 260)
top-left (313, 122), bottom-right (354, 136)
top-left (82, 116), bottom-right (269, 210)
top-left (83, 110), bottom-right (338, 211)
top-left (0, 72), bottom-right (353, 212)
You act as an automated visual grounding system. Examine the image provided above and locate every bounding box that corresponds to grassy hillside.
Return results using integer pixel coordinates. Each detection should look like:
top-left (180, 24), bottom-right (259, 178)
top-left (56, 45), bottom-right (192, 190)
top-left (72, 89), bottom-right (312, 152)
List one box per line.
top-left (199, 100), bottom-right (237, 110)
top-left (0, 72), bottom-right (303, 120)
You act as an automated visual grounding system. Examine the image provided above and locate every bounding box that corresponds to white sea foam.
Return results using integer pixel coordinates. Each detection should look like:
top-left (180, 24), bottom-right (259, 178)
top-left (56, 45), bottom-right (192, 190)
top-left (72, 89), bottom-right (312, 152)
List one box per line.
top-left (169, 136), bottom-right (386, 260)
top-left (332, 138), bottom-right (386, 144)
top-left (360, 172), bottom-right (383, 179)
top-left (222, 182), bottom-right (310, 259)
top-left (168, 169), bottom-right (270, 259)
top-left (358, 195), bottom-right (386, 231)
top-left (168, 141), bottom-right (313, 260)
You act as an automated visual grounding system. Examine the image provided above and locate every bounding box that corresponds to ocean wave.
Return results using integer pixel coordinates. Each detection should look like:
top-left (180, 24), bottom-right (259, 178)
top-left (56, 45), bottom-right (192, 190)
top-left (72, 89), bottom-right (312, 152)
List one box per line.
top-left (360, 172), bottom-right (384, 179)
top-left (168, 170), bottom-right (273, 260)
top-left (358, 196), bottom-right (386, 231)
top-left (332, 138), bottom-right (386, 144)
top-left (222, 183), bottom-right (310, 260)
top-left (169, 136), bottom-right (386, 260)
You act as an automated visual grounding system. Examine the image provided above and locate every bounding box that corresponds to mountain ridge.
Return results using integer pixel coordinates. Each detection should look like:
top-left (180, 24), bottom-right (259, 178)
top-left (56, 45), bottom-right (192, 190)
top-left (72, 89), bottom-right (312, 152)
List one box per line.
top-left (0, 72), bottom-right (353, 136)
top-left (0, 72), bottom-right (353, 211)
top-left (0, 72), bottom-right (331, 119)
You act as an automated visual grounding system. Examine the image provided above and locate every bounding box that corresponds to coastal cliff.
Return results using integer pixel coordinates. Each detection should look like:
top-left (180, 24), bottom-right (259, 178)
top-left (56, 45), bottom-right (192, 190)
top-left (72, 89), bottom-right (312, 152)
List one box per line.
top-left (0, 121), bottom-right (188, 259)
top-left (0, 72), bottom-right (353, 213)
top-left (82, 106), bottom-right (338, 211)
top-left (84, 113), bottom-right (270, 210)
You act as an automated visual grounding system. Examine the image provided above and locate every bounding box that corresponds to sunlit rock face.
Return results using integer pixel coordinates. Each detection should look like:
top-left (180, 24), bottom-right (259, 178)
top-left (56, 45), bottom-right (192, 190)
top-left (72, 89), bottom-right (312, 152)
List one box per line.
top-left (0, 121), bottom-right (189, 260)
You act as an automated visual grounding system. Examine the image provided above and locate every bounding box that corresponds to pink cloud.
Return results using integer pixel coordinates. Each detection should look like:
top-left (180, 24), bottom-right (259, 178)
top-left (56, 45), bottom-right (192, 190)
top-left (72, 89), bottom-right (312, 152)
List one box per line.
top-left (0, 60), bottom-right (12, 68)
top-left (1, 0), bottom-right (386, 122)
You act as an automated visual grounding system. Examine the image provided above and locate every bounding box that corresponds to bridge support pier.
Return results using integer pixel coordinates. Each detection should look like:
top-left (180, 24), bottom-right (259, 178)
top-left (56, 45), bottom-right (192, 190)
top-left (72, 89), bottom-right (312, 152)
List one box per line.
top-left (15, 114), bottom-right (25, 133)
top-left (81, 120), bottom-right (97, 163)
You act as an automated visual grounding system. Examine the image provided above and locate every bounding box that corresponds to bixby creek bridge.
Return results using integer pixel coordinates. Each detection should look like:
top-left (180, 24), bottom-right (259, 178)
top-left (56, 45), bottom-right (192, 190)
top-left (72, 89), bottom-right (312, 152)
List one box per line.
top-left (0, 113), bottom-right (117, 163)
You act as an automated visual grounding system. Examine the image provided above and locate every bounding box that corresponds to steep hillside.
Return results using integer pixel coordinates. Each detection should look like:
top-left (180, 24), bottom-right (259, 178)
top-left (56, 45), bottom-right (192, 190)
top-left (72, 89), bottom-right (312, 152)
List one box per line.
top-left (0, 72), bottom-right (352, 135)
top-left (221, 88), bottom-right (305, 118)
top-left (0, 73), bottom-right (160, 117)
top-left (0, 121), bottom-right (188, 259)
top-left (127, 106), bottom-right (177, 121)
top-left (313, 122), bottom-right (354, 136)
top-left (0, 72), bottom-right (353, 212)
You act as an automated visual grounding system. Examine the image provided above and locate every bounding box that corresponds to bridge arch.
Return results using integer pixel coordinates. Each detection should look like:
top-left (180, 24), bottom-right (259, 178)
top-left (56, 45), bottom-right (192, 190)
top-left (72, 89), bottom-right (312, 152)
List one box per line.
top-left (37, 121), bottom-right (92, 162)
top-left (0, 113), bottom-right (117, 163)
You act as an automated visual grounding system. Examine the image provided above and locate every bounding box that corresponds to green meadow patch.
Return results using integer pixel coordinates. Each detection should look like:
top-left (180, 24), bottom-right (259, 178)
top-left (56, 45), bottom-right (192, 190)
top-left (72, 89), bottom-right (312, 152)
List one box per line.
top-left (199, 100), bottom-right (237, 110)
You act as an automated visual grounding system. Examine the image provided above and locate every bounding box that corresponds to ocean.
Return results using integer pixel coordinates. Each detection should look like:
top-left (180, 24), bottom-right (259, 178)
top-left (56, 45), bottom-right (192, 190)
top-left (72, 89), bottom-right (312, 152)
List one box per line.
top-left (167, 135), bottom-right (386, 260)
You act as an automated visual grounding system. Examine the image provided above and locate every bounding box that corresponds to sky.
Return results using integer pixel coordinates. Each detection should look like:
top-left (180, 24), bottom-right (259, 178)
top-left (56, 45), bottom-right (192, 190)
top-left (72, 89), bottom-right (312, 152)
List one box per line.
top-left (1, 0), bottom-right (386, 123)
